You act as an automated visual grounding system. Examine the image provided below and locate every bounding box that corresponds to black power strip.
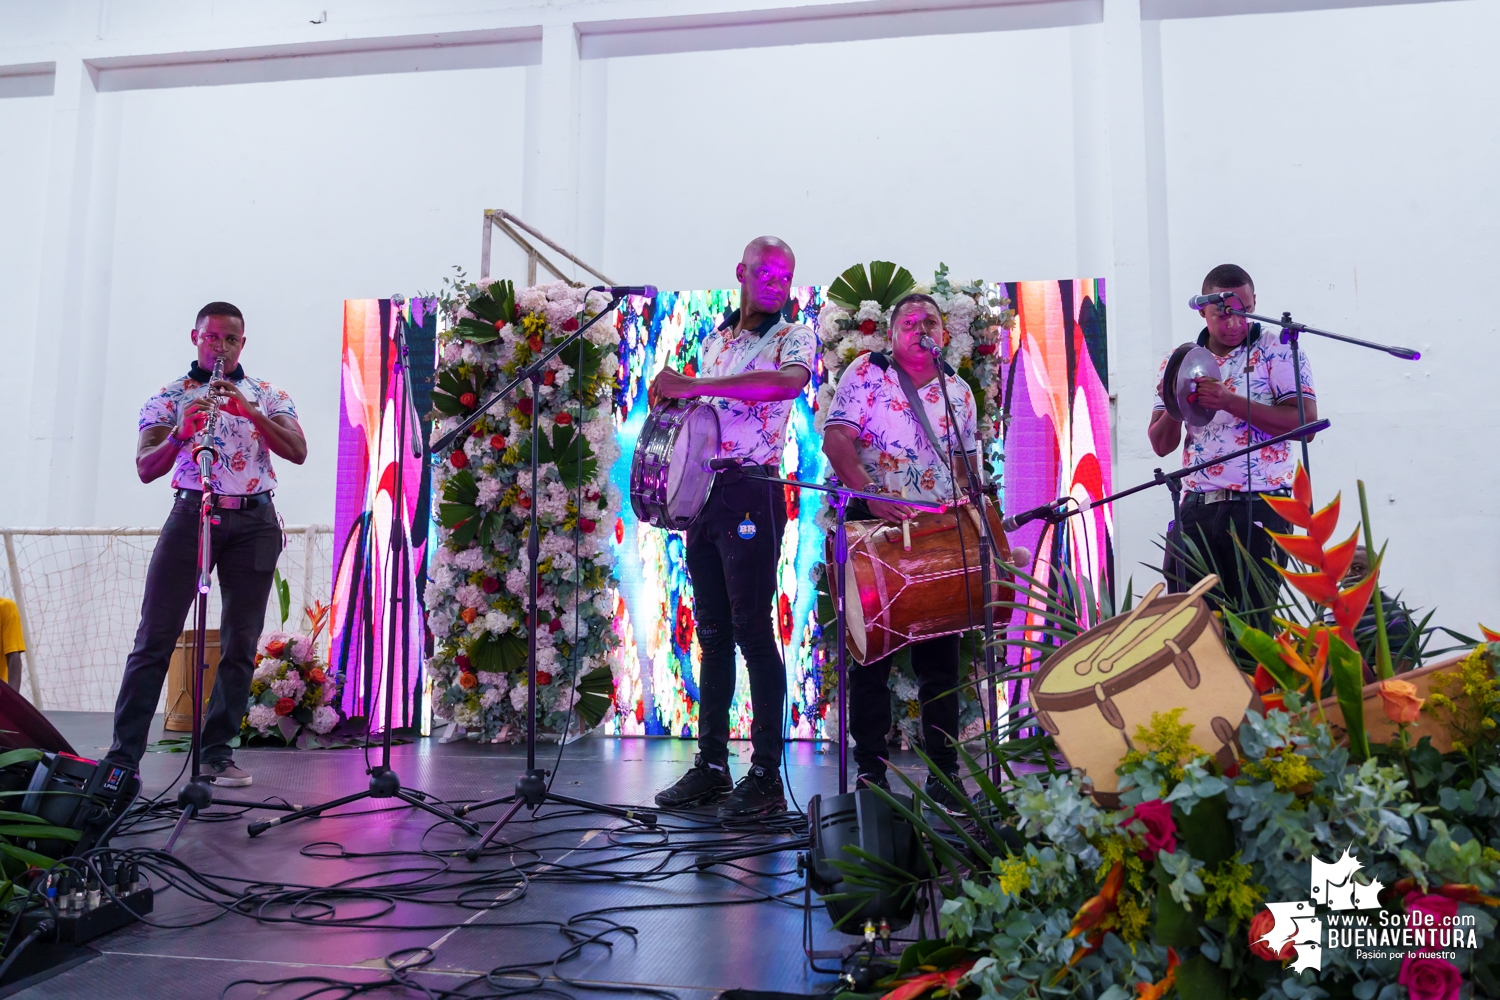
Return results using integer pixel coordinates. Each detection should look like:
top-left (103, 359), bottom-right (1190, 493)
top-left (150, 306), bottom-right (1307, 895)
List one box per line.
top-left (16, 887), bottom-right (153, 946)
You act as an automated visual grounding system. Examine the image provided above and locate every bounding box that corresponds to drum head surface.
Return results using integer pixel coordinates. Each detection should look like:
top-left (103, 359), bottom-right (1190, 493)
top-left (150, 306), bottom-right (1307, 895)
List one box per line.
top-left (666, 404), bottom-right (719, 521)
top-left (843, 563), bottom-right (867, 661)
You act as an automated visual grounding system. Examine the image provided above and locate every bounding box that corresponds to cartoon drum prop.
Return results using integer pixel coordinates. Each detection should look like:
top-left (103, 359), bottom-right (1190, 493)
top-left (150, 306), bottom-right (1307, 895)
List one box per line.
top-left (1029, 577), bottom-right (1261, 806)
top-left (834, 498), bottom-right (1012, 665)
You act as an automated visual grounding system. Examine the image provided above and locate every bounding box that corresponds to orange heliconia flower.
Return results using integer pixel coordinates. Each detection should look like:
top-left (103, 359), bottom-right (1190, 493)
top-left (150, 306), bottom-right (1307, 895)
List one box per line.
top-left (1480, 624), bottom-right (1500, 643)
top-left (878, 961), bottom-right (977, 1000)
top-left (1377, 678), bottom-right (1424, 724)
top-left (1134, 949), bottom-right (1180, 1000)
top-left (1264, 465), bottom-right (1379, 651)
top-left (1067, 862), bottom-right (1125, 940)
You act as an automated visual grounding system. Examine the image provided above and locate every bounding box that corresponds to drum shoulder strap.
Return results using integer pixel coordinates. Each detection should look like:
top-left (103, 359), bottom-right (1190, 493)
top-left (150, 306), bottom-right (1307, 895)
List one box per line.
top-left (892, 363), bottom-right (949, 460)
top-left (725, 319), bottom-right (790, 377)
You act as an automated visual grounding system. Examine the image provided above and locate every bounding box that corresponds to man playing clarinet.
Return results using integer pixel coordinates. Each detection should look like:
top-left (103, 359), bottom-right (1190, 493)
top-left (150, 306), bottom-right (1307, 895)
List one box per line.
top-left (105, 302), bottom-right (306, 786)
top-left (648, 237), bottom-right (816, 820)
top-left (822, 293), bottom-right (979, 812)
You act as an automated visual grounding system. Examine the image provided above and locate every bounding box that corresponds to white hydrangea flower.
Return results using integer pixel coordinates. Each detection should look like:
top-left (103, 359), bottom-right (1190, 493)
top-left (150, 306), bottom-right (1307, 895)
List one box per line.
top-left (482, 610), bottom-right (515, 634)
top-left (271, 675), bottom-right (306, 701)
top-left (509, 682), bottom-right (529, 711)
top-left (476, 475), bottom-right (503, 506)
top-left (477, 671), bottom-right (509, 695)
top-left (253, 658), bottom-right (284, 682)
top-left (854, 300), bottom-right (884, 324)
top-left (247, 703), bottom-right (277, 733)
top-left (454, 547), bottom-right (487, 572)
top-left (310, 706), bottom-right (339, 734)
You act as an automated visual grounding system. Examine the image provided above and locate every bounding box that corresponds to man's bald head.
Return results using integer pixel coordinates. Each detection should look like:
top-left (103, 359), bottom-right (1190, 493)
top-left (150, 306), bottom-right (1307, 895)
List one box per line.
top-left (742, 236), bottom-right (795, 269)
top-left (735, 236), bottom-right (796, 319)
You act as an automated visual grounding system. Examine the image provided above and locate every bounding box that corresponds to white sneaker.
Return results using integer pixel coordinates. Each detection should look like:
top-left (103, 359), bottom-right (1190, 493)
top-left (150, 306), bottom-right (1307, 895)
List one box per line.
top-left (207, 761), bottom-right (252, 787)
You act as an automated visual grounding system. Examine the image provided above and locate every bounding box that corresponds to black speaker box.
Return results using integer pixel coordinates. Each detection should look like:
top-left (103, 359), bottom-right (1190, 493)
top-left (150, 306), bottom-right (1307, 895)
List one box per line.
top-left (806, 789), bottom-right (919, 931)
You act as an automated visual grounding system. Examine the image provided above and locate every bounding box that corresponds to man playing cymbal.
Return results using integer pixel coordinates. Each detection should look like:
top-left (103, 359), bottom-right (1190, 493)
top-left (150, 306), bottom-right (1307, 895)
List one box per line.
top-left (822, 293), bottom-right (978, 811)
top-left (648, 237), bottom-right (816, 820)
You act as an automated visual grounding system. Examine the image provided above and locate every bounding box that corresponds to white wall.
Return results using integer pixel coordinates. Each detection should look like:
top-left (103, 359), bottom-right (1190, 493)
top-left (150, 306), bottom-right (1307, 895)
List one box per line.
top-left (2, 0), bottom-right (1495, 634)
top-left (1118, 0), bottom-right (1500, 629)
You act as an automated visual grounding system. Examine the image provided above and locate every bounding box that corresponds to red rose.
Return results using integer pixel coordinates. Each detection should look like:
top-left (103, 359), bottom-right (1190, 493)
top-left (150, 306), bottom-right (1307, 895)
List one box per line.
top-left (536, 671), bottom-right (553, 685)
top-left (472, 424), bottom-right (486, 438)
top-left (1247, 909), bottom-right (1294, 962)
top-left (459, 392), bottom-right (477, 408)
top-left (455, 653), bottom-right (472, 671)
top-left (518, 494), bottom-right (532, 510)
top-left (450, 450), bottom-right (469, 469)
top-left (1120, 799), bottom-right (1176, 857)
top-left (976, 343), bottom-right (997, 356)
top-left (542, 370), bottom-right (556, 386)
top-left (517, 399), bottom-right (534, 417)
top-left (858, 319), bottom-right (877, 335)
top-left (561, 317), bottom-right (579, 332)
top-left (548, 618), bottom-right (563, 633)
top-left (482, 576), bottom-right (500, 593)
top-left (1405, 891), bottom-right (1459, 930)
top-left (1399, 954), bottom-right (1462, 1000)
top-left (274, 697), bottom-right (296, 716)
top-left (458, 672), bottom-right (478, 690)
top-left (578, 517), bottom-right (596, 533)
top-left (265, 639), bottom-right (287, 658)
top-left (490, 434), bottom-right (507, 450)
top-left (527, 335), bottom-right (543, 352)
top-left (307, 666), bottom-right (326, 684)
top-left (586, 491), bottom-right (600, 502)
top-left (493, 319), bottom-right (505, 330)
top-left (555, 412), bottom-right (572, 426)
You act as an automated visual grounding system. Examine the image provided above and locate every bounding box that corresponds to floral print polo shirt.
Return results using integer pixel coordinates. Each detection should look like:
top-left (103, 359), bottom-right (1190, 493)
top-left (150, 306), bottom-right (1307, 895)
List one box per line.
top-left (140, 364), bottom-right (298, 496)
top-left (826, 352), bottom-right (978, 504)
top-left (1153, 327), bottom-right (1316, 493)
top-left (698, 310), bottom-right (816, 468)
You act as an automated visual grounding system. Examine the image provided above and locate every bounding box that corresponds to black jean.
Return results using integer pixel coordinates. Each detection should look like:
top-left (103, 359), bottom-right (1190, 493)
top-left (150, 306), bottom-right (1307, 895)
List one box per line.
top-left (1171, 494), bottom-right (1290, 632)
top-left (108, 497), bottom-right (282, 767)
top-left (684, 470), bottom-right (788, 772)
top-left (848, 634), bottom-right (962, 779)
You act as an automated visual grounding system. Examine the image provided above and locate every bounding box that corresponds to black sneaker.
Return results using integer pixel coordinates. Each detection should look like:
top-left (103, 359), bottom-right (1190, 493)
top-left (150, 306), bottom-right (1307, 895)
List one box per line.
top-left (923, 773), bottom-right (970, 815)
top-left (856, 771), bottom-right (891, 793)
top-left (654, 755), bottom-right (733, 809)
top-left (717, 765), bottom-right (787, 821)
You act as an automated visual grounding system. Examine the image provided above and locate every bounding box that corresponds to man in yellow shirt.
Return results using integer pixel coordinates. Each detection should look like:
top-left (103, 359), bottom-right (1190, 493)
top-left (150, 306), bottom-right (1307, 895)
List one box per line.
top-left (0, 598), bottom-right (24, 691)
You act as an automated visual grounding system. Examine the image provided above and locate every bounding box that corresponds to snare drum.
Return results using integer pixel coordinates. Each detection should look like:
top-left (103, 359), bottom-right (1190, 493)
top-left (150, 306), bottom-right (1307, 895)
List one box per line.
top-left (629, 400), bottom-right (720, 530)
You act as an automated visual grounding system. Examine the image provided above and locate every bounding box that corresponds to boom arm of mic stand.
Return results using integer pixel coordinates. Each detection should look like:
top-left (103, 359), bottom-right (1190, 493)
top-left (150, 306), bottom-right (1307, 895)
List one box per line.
top-left (738, 473), bottom-right (946, 512)
top-left (1227, 309), bottom-right (1420, 361)
top-left (431, 294), bottom-right (624, 453)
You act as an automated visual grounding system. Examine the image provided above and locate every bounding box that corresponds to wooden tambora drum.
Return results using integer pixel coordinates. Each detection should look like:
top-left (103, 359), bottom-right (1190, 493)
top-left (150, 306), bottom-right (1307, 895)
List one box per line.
top-left (833, 498), bottom-right (1012, 665)
top-left (165, 629), bottom-right (221, 732)
top-left (1030, 586), bottom-right (1259, 805)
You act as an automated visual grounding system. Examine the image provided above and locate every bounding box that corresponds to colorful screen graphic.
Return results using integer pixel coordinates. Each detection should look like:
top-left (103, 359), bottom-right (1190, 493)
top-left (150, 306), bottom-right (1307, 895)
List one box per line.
top-left (333, 299), bottom-right (436, 730)
top-left (603, 289), bottom-right (829, 739)
top-left (999, 279), bottom-right (1113, 702)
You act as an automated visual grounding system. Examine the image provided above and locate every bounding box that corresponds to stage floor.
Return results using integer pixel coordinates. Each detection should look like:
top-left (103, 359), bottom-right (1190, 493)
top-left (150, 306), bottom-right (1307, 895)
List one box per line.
top-left (15, 712), bottom-right (938, 1000)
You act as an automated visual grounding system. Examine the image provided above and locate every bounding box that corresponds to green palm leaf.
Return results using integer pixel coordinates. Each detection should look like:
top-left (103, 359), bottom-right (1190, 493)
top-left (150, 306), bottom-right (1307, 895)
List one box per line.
top-left (826, 261), bottom-right (916, 311)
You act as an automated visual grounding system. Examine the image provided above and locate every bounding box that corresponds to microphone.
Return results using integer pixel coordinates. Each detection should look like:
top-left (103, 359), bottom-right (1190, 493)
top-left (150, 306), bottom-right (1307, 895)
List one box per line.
top-left (1188, 292), bottom-right (1236, 310)
top-left (1001, 498), bottom-right (1082, 533)
top-left (593, 285), bottom-right (658, 299)
top-left (919, 334), bottom-right (941, 355)
top-left (708, 457), bottom-right (741, 471)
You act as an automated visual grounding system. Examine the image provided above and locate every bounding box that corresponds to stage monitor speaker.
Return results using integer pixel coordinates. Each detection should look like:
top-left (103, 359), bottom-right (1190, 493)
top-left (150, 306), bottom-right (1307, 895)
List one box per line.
top-left (0, 683), bottom-right (74, 756)
top-left (806, 789), bottom-right (919, 931)
top-left (0, 752), bottom-right (140, 858)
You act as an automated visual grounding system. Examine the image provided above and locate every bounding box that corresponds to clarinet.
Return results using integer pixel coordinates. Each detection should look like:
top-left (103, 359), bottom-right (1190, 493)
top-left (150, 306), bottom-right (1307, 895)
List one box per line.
top-left (193, 357), bottom-right (226, 492)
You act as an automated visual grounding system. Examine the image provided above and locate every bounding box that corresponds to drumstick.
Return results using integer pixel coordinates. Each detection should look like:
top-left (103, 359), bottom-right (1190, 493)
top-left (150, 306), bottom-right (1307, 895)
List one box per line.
top-left (1075, 582), bottom-right (1164, 676)
top-left (1096, 574), bottom-right (1219, 675)
top-left (902, 518), bottom-right (911, 552)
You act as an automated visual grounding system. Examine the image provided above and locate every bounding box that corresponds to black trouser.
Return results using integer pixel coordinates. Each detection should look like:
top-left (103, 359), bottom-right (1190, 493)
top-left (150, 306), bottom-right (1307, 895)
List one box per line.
top-left (108, 496), bottom-right (282, 767)
top-left (1170, 493), bottom-right (1289, 632)
top-left (685, 469), bottom-right (788, 772)
top-left (849, 635), bottom-right (962, 780)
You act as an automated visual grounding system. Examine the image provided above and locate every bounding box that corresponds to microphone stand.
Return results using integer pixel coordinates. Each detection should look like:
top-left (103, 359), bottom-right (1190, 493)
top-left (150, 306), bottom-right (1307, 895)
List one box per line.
top-left (729, 469), bottom-right (944, 795)
top-left (1225, 308), bottom-right (1419, 474)
top-left (249, 306), bottom-right (478, 839)
top-left (1022, 419), bottom-right (1332, 593)
top-left (923, 342), bottom-right (1007, 786)
top-left (433, 292), bottom-right (659, 863)
top-left (165, 361), bottom-right (299, 852)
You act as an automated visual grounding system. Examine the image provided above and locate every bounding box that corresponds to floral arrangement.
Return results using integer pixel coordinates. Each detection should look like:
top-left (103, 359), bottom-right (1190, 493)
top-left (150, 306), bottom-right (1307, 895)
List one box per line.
top-left (812, 262), bottom-right (1015, 749)
top-left (241, 602), bottom-right (343, 746)
top-left (839, 470), bottom-right (1500, 1000)
top-left (423, 275), bottom-right (621, 742)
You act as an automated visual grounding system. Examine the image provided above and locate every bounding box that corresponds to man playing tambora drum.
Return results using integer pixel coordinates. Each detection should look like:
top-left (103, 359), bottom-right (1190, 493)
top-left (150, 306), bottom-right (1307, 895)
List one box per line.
top-left (647, 236), bottom-right (816, 820)
top-left (1149, 263), bottom-right (1317, 624)
top-left (821, 293), bottom-right (979, 812)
